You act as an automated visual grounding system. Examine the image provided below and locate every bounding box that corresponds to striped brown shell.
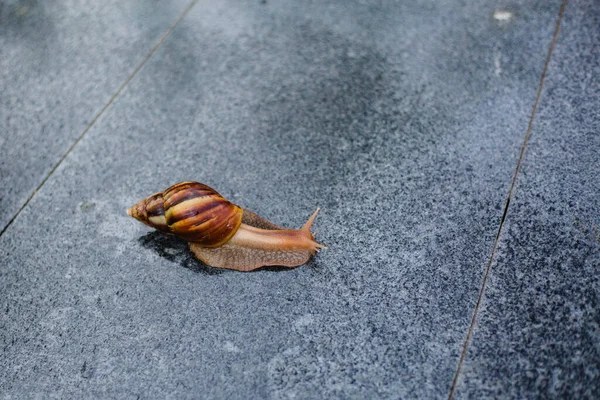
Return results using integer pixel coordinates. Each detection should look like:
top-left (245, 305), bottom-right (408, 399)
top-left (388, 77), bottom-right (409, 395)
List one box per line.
top-left (127, 181), bottom-right (243, 247)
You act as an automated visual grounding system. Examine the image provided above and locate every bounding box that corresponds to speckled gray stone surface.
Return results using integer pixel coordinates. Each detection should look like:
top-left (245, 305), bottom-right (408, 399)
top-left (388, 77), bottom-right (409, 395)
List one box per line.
top-left (0, 0), bottom-right (191, 232)
top-left (454, 1), bottom-right (600, 399)
top-left (0, 0), bottom-right (567, 398)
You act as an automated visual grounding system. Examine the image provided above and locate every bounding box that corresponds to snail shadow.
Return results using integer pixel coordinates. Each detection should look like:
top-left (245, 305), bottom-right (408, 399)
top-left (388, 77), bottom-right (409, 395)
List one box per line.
top-left (137, 232), bottom-right (301, 274)
top-left (138, 231), bottom-right (223, 275)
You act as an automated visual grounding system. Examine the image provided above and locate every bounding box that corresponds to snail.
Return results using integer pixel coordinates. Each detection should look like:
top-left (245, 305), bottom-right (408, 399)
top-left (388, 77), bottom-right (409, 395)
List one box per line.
top-left (127, 181), bottom-right (325, 271)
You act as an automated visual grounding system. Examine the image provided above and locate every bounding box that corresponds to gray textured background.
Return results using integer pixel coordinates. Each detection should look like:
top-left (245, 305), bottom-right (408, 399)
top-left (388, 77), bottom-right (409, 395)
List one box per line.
top-left (1, 0), bottom-right (598, 399)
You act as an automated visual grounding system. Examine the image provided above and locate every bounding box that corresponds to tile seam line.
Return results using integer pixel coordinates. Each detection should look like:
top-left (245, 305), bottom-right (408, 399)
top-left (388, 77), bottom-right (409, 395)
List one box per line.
top-left (447, 0), bottom-right (568, 398)
top-left (0, 0), bottom-right (199, 239)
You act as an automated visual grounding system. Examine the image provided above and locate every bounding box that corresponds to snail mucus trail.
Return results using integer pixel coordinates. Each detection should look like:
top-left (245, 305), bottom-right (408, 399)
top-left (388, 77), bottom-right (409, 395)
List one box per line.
top-left (127, 181), bottom-right (325, 272)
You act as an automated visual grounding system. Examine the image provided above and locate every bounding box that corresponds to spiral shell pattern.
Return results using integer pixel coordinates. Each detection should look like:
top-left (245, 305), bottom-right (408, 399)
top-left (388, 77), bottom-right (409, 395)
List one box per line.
top-left (127, 181), bottom-right (243, 247)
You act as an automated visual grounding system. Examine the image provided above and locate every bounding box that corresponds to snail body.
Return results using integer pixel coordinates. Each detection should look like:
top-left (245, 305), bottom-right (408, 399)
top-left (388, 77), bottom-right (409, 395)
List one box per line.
top-left (127, 181), bottom-right (324, 271)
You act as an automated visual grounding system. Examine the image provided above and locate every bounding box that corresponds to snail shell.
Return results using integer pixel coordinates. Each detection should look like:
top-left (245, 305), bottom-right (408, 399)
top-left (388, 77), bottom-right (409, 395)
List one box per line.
top-left (127, 181), bottom-right (325, 271)
top-left (127, 182), bottom-right (242, 247)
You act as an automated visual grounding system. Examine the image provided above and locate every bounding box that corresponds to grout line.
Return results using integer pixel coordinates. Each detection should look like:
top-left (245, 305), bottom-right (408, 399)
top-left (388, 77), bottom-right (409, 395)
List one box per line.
top-left (446, 1), bottom-right (568, 398)
top-left (0, 0), bottom-right (199, 239)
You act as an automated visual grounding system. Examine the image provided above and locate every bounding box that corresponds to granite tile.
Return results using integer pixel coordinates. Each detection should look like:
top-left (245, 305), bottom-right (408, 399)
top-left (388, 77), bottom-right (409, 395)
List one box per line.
top-left (0, 0), bottom-right (192, 232)
top-left (1, 0), bottom-right (563, 398)
top-left (454, 1), bottom-right (600, 398)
